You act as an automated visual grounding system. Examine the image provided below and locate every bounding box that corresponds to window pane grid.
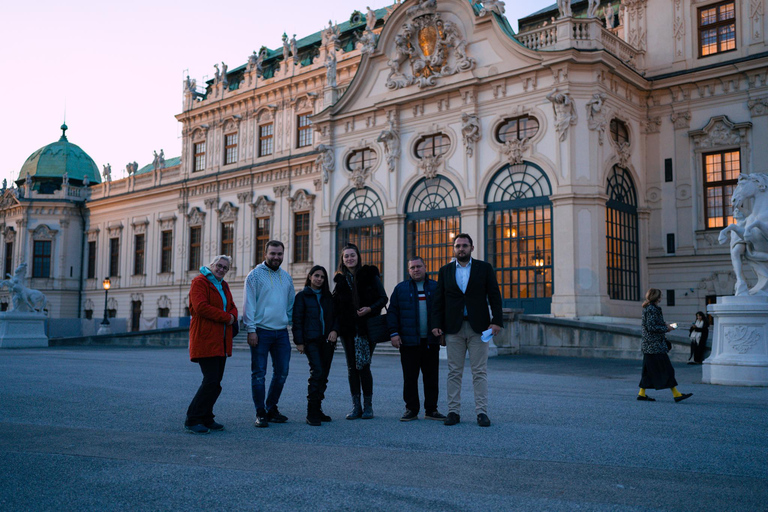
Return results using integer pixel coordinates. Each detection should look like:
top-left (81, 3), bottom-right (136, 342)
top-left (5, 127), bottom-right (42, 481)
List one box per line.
top-left (606, 167), bottom-right (640, 301)
top-left (109, 238), bottom-right (120, 277)
top-left (699, 1), bottom-right (736, 57)
top-left (221, 222), bottom-right (234, 257)
top-left (194, 142), bottom-right (206, 171)
top-left (259, 124), bottom-right (274, 157)
top-left (297, 114), bottom-right (313, 148)
top-left (255, 217), bottom-right (270, 265)
top-left (338, 224), bottom-right (384, 275)
top-left (33, 241), bottom-right (51, 278)
top-left (161, 231), bottom-right (173, 273)
top-left (189, 227), bottom-right (201, 271)
top-left (704, 150), bottom-right (739, 229)
top-left (406, 216), bottom-right (461, 280)
top-left (134, 234), bottom-right (145, 275)
top-left (415, 134), bottom-right (450, 158)
top-left (224, 133), bottom-right (238, 165)
top-left (294, 212), bottom-right (310, 262)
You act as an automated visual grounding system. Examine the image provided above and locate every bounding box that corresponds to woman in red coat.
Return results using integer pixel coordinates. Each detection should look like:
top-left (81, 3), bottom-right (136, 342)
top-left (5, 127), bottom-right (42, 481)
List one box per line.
top-left (185, 255), bottom-right (238, 434)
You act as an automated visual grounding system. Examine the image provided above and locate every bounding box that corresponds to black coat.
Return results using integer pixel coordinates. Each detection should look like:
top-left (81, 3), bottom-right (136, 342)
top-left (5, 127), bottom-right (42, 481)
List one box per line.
top-left (292, 286), bottom-right (334, 346)
top-left (432, 259), bottom-right (504, 335)
top-left (332, 265), bottom-right (388, 340)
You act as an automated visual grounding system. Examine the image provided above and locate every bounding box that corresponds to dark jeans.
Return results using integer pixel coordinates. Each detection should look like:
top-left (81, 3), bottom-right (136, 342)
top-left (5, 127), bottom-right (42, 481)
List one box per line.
top-left (400, 341), bottom-right (440, 413)
top-left (341, 335), bottom-right (376, 396)
top-left (250, 328), bottom-right (291, 413)
top-left (186, 356), bottom-right (226, 426)
top-left (304, 337), bottom-right (335, 401)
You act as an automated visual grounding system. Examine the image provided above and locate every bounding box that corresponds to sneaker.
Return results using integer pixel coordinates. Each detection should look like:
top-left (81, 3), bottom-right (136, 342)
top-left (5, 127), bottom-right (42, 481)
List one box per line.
top-left (444, 412), bottom-right (460, 426)
top-left (400, 409), bottom-right (419, 422)
top-left (204, 421), bottom-right (225, 431)
top-left (184, 423), bottom-right (210, 434)
top-left (255, 409), bottom-right (269, 428)
top-left (424, 410), bottom-right (447, 421)
top-left (267, 407), bottom-right (288, 423)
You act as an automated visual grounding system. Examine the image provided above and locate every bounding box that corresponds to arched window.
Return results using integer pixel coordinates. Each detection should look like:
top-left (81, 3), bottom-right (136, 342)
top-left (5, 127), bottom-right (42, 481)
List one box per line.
top-left (405, 176), bottom-right (461, 279)
top-left (495, 115), bottom-right (539, 142)
top-left (346, 148), bottom-right (378, 171)
top-left (610, 119), bottom-right (629, 145)
top-left (336, 188), bottom-right (384, 273)
top-left (606, 166), bottom-right (640, 301)
top-left (485, 163), bottom-right (553, 314)
top-left (414, 133), bottom-right (451, 158)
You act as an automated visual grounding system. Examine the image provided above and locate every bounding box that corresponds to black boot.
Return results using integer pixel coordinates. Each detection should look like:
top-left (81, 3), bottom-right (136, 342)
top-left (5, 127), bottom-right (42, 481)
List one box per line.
top-left (318, 401), bottom-right (331, 422)
top-left (306, 400), bottom-right (322, 426)
top-left (362, 395), bottom-right (373, 419)
top-left (346, 394), bottom-right (362, 420)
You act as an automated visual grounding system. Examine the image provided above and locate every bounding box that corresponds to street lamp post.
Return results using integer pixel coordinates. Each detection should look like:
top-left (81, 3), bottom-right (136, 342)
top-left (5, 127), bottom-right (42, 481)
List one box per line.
top-left (96, 277), bottom-right (112, 335)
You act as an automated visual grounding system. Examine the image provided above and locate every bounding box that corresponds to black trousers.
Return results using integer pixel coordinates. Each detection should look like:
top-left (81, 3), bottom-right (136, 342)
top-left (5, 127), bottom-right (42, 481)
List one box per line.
top-left (342, 335), bottom-right (376, 396)
top-left (186, 356), bottom-right (226, 425)
top-left (399, 340), bottom-right (440, 413)
top-left (304, 338), bottom-right (335, 401)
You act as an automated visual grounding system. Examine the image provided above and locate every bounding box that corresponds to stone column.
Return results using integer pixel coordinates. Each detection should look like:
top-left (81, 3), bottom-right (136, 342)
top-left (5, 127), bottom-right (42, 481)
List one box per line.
top-left (380, 214), bottom-right (405, 293)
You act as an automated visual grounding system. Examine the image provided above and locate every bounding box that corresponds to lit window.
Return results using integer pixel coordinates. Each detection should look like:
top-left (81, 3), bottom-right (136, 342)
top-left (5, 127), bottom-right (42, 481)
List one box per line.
top-left (704, 150), bottom-right (740, 229)
top-left (221, 222), bottom-right (234, 257)
top-left (699, 1), bottom-right (736, 57)
top-left (133, 234), bottom-right (145, 275)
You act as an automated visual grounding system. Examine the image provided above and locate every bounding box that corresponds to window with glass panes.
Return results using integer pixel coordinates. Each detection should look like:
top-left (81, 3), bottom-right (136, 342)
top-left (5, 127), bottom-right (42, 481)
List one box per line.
top-left (606, 166), bottom-right (640, 302)
top-left (255, 217), bottom-right (270, 264)
top-left (704, 150), bottom-right (740, 229)
top-left (405, 177), bottom-right (461, 280)
top-left (87, 241), bottom-right (96, 279)
top-left (485, 163), bottom-right (553, 314)
top-left (109, 238), bottom-right (120, 277)
top-left (294, 212), bottom-right (310, 262)
top-left (4, 241), bottom-right (13, 279)
top-left (699, 1), bottom-right (736, 57)
top-left (259, 124), bottom-right (274, 156)
top-left (224, 133), bottom-right (238, 164)
top-left (346, 148), bottom-right (378, 172)
top-left (161, 230), bottom-right (173, 273)
top-left (336, 188), bottom-right (384, 274)
top-left (610, 119), bottom-right (629, 145)
top-left (133, 234), bottom-right (145, 275)
top-left (414, 134), bottom-right (450, 158)
top-left (33, 241), bottom-right (51, 278)
top-left (193, 142), bottom-right (206, 171)
top-left (189, 226), bottom-right (202, 270)
top-left (221, 222), bottom-right (234, 257)
top-left (297, 114), bottom-right (312, 148)
top-left (496, 116), bottom-right (539, 142)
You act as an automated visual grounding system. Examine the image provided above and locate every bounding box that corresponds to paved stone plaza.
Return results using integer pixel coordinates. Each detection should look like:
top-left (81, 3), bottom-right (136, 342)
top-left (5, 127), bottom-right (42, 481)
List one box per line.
top-left (0, 346), bottom-right (766, 511)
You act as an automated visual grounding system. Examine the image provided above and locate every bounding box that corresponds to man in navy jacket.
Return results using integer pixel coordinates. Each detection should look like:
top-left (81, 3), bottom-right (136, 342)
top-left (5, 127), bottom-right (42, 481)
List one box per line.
top-left (387, 257), bottom-right (447, 422)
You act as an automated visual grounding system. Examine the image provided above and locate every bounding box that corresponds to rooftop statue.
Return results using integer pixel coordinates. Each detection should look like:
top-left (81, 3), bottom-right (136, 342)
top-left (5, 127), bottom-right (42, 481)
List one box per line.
top-left (325, 49), bottom-right (337, 88)
top-left (290, 35), bottom-right (298, 64)
top-left (102, 163), bottom-right (112, 182)
top-left (719, 173), bottom-right (768, 296)
top-left (557, 0), bottom-right (572, 18)
top-left (365, 6), bottom-right (377, 31)
top-left (587, 0), bottom-right (600, 18)
top-left (282, 33), bottom-right (290, 63)
top-left (0, 262), bottom-right (48, 314)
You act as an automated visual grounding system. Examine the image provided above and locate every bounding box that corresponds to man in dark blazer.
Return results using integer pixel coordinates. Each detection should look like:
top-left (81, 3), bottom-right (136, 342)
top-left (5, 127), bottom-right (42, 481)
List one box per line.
top-left (432, 233), bottom-right (503, 427)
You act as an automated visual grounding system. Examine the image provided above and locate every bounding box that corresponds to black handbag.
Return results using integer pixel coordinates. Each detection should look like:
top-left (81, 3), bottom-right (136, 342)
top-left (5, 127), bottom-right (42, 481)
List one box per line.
top-left (232, 319), bottom-right (240, 337)
top-left (366, 312), bottom-right (390, 344)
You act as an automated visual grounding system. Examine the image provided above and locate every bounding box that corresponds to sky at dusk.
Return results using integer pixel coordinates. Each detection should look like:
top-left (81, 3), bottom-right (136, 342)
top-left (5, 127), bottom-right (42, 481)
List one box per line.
top-left (0, 0), bottom-right (553, 187)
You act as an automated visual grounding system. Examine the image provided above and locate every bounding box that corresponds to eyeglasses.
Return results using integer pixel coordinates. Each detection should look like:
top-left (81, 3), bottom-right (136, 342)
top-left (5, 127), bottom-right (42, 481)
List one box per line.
top-left (215, 264), bottom-right (230, 271)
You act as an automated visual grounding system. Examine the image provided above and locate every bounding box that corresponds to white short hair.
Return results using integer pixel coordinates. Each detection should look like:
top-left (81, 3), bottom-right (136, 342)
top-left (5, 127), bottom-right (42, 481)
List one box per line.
top-left (208, 255), bottom-right (232, 270)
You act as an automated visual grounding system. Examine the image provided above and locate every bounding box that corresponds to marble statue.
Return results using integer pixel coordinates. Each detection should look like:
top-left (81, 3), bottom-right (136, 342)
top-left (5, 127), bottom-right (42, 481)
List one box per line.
top-left (323, 20), bottom-right (341, 48)
top-left (82, 174), bottom-right (89, 187)
top-left (2, 179), bottom-right (6, 191)
top-left (214, 63), bottom-right (220, 84)
top-left (103, 164), bottom-right (112, 182)
top-left (586, 92), bottom-right (608, 145)
top-left (472, 0), bottom-right (505, 17)
top-left (290, 35), bottom-right (298, 64)
top-left (185, 75), bottom-right (196, 93)
top-left (377, 120), bottom-right (400, 172)
top-left (62, 172), bottom-right (69, 186)
top-left (325, 50), bottom-right (337, 88)
top-left (547, 89), bottom-right (578, 142)
top-left (314, 144), bottom-right (335, 183)
top-left (557, 0), bottom-right (572, 18)
top-left (366, 6), bottom-right (377, 31)
top-left (587, 0), bottom-right (600, 18)
top-left (158, 150), bottom-right (165, 169)
top-left (358, 28), bottom-right (378, 56)
top-left (604, 3), bottom-right (616, 29)
top-left (461, 113), bottom-right (481, 157)
top-left (0, 262), bottom-right (48, 313)
top-left (282, 33), bottom-right (290, 63)
top-left (220, 62), bottom-right (228, 86)
top-left (719, 173), bottom-right (768, 296)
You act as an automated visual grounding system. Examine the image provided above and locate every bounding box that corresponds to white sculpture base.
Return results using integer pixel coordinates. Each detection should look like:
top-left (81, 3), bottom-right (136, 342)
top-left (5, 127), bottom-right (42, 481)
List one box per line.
top-left (0, 311), bottom-right (48, 348)
top-left (704, 296), bottom-right (768, 386)
top-left (96, 322), bottom-right (112, 336)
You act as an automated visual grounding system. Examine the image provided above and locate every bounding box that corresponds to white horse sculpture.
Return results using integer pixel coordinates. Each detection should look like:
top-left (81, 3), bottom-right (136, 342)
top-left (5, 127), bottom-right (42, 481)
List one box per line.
top-left (0, 262), bottom-right (49, 313)
top-left (719, 173), bottom-right (768, 296)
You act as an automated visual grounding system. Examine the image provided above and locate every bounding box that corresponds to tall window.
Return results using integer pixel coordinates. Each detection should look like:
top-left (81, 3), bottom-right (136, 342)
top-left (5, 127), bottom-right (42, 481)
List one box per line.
top-left (133, 234), bottom-right (145, 275)
top-left (161, 230), bottom-right (173, 273)
top-left (259, 124), bottom-right (274, 156)
top-left (485, 163), bottom-right (553, 314)
top-left (193, 142), bottom-right (206, 172)
top-left (415, 133), bottom-right (450, 158)
top-left (346, 148), bottom-right (378, 172)
top-left (336, 188), bottom-right (384, 274)
top-left (405, 176), bottom-right (461, 279)
top-left (221, 222), bottom-right (234, 257)
top-left (699, 1), bottom-right (736, 57)
top-left (294, 212), bottom-right (310, 262)
top-left (297, 114), bottom-right (313, 148)
top-left (704, 150), bottom-right (740, 229)
top-left (606, 166), bottom-right (640, 302)
top-left (87, 241), bottom-right (96, 279)
top-left (496, 116), bottom-right (539, 142)
top-left (33, 241), bottom-right (51, 278)
top-left (224, 133), bottom-right (238, 164)
top-left (255, 217), bottom-right (270, 264)
top-left (4, 241), bottom-right (12, 279)
top-left (189, 226), bottom-right (201, 271)
top-left (109, 238), bottom-right (120, 277)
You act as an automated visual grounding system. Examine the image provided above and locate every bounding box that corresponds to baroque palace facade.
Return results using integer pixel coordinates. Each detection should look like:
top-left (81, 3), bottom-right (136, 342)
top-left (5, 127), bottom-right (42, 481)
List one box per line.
top-left (2, 0), bottom-right (768, 330)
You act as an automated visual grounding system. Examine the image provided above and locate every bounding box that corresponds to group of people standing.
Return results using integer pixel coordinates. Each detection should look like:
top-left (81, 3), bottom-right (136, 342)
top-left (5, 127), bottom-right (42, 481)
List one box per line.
top-left (183, 233), bottom-right (504, 433)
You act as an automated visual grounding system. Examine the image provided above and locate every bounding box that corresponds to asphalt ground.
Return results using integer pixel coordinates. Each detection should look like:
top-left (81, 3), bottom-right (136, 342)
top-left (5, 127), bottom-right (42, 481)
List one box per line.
top-left (0, 346), bottom-right (766, 511)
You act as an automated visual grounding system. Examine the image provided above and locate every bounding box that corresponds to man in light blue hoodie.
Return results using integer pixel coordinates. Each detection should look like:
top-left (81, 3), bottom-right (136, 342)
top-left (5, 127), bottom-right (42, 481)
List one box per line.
top-left (243, 240), bottom-right (295, 428)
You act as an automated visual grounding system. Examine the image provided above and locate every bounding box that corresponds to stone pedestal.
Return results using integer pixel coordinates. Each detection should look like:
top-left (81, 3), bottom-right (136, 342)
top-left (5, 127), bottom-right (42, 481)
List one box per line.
top-left (704, 296), bottom-right (768, 386)
top-left (0, 311), bottom-right (48, 348)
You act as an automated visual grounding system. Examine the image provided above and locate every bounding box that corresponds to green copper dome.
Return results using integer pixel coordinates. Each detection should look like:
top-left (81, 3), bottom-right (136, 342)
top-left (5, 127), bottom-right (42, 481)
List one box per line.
top-left (18, 124), bottom-right (101, 185)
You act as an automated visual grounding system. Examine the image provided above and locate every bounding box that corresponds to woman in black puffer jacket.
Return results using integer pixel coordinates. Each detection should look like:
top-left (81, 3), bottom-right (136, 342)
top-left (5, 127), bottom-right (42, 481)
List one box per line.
top-left (292, 265), bottom-right (337, 426)
top-left (332, 243), bottom-right (388, 420)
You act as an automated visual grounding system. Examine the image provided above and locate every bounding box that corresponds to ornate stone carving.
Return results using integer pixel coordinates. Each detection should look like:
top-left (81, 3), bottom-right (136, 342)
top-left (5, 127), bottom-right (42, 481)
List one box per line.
top-left (237, 191), bottom-right (252, 204)
top-left (750, 0), bottom-right (764, 39)
top-left (187, 207), bottom-right (206, 226)
top-left (204, 198), bottom-right (217, 210)
top-left (418, 154), bottom-right (442, 179)
top-left (689, 116), bottom-right (751, 149)
top-left (547, 89), bottom-right (577, 142)
top-left (386, 8), bottom-right (475, 90)
top-left (616, 142), bottom-right (631, 168)
top-left (349, 167), bottom-right (371, 189)
top-left (289, 189), bottom-right (316, 211)
top-left (377, 120), bottom-right (400, 172)
top-left (586, 93), bottom-right (609, 145)
top-left (313, 179), bottom-right (322, 192)
top-left (158, 295), bottom-right (172, 309)
top-left (252, 196), bottom-right (276, 217)
top-left (748, 97), bottom-right (768, 117)
top-left (102, 164), bottom-right (112, 182)
top-left (132, 220), bottom-right (149, 235)
top-left (724, 325), bottom-right (759, 354)
top-left (217, 202), bottom-right (238, 222)
top-left (158, 215), bottom-right (176, 231)
top-left (315, 144), bottom-right (335, 183)
top-left (501, 138), bottom-right (528, 165)
top-left (358, 28), bottom-right (378, 56)
top-left (642, 116), bottom-right (662, 134)
top-left (586, 0), bottom-right (600, 18)
top-left (131, 293), bottom-right (144, 303)
top-left (84, 298), bottom-right (94, 310)
top-left (471, 0), bottom-right (505, 17)
top-left (3, 226), bottom-right (15, 244)
top-left (670, 111), bottom-right (691, 130)
top-left (646, 186), bottom-right (661, 203)
top-left (460, 113), bottom-right (481, 157)
top-left (325, 50), bottom-right (337, 88)
top-left (698, 271), bottom-right (736, 295)
top-left (322, 20), bottom-right (341, 49)
top-left (273, 185), bottom-right (290, 198)
top-left (30, 224), bottom-right (57, 241)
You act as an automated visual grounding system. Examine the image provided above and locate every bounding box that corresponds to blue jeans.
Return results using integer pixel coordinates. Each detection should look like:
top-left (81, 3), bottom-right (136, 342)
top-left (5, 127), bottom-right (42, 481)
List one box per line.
top-left (250, 328), bottom-right (291, 413)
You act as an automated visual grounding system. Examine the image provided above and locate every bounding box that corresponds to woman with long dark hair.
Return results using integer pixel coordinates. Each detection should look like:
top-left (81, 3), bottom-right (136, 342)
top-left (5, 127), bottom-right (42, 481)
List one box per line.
top-left (687, 311), bottom-right (709, 365)
top-left (638, 288), bottom-right (693, 403)
top-left (292, 265), bottom-right (337, 426)
top-left (332, 243), bottom-right (388, 419)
